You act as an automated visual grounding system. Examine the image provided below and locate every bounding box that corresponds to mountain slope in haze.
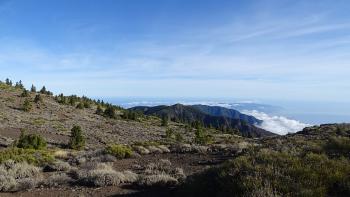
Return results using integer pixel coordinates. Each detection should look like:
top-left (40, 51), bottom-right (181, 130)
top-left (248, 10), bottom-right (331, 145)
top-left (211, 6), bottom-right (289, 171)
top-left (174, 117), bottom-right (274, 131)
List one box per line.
top-left (130, 104), bottom-right (275, 137)
top-left (191, 104), bottom-right (262, 125)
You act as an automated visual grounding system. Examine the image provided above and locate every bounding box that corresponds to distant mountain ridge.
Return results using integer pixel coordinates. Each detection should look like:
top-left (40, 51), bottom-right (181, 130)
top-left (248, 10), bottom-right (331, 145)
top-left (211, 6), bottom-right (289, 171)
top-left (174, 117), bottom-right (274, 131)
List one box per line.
top-left (130, 104), bottom-right (275, 137)
top-left (191, 104), bottom-right (262, 125)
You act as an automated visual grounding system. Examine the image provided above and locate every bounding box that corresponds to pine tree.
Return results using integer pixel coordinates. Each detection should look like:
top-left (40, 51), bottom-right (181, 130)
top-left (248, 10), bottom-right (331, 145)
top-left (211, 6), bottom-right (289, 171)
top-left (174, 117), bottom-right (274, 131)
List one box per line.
top-left (34, 94), bottom-right (43, 103)
top-left (22, 99), bottom-right (32, 112)
top-left (30, 84), bottom-right (36, 92)
top-left (69, 125), bottom-right (85, 150)
top-left (40, 86), bottom-right (47, 94)
top-left (104, 105), bottom-right (116, 118)
top-left (76, 102), bottom-right (84, 109)
top-left (161, 115), bottom-right (169, 126)
top-left (5, 78), bottom-right (12, 86)
top-left (96, 105), bottom-right (104, 115)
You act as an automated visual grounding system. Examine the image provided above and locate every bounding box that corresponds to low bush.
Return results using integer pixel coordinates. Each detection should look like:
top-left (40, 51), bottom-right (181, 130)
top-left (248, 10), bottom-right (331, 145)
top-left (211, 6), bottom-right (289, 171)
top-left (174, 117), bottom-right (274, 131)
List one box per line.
top-left (76, 163), bottom-right (138, 187)
top-left (0, 148), bottom-right (54, 165)
top-left (16, 131), bottom-right (47, 150)
top-left (137, 159), bottom-right (186, 187)
top-left (105, 144), bottom-right (132, 159)
top-left (180, 149), bottom-right (350, 197)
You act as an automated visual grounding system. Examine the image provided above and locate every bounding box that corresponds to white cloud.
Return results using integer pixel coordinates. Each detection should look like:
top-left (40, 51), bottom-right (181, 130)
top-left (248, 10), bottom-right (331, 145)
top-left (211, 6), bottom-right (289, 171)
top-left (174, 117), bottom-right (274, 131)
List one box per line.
top-left (242, 110), bottom-right (311, 135)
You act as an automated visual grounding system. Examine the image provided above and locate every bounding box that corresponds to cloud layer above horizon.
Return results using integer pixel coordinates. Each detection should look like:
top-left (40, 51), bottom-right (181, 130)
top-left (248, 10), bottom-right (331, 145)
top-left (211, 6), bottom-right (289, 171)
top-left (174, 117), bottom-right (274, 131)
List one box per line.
top-left (0, 0), bottom-right (350, 102)
top-left (243, 110), bottom-right (311, 135)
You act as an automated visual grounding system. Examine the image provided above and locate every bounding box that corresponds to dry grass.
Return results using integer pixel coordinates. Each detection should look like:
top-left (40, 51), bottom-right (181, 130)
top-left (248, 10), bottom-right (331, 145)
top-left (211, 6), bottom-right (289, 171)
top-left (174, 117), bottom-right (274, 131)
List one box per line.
top-left (0, 160), bottom-right (43, 191)
top-left (76, 162), bottom-right (138, 187)
top-left (136, 159), bottom-right (185, 187)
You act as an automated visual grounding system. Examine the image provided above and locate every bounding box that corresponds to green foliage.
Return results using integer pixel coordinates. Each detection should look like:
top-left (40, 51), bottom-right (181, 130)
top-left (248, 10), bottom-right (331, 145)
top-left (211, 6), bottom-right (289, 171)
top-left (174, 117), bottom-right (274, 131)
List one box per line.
top-left (39, 86), bottom-right (47, 94)
top-left (165, 128), bottom-right (175, 139)
top-left (20, 89), bottom-right (29, 97)
top-left (34, 94), bottom-right (43, 103)
top-left (16, 131), bottom-right (47, 150)
top-left (14, 80), bottom-right (24, 89)
top-left (76, 102), bottom-right (84, 109)
top-left (22, 99), bottom-right (32, 112)
top-left (161, 115), bottom-right (169, 126)
top-left (39, 86), bottom-right (52, 95)
top-left (104, 105), bottom-right (116, 118)
top-left (181, 149), bottom-right (350, 197)
top-left (175, 132), bottom-right (184, 142)
top-left (68, 125), bottom-right (85, 150)
top-left (5, 78), bottom-right (12, 86)
top-left (0, 148), bottom-right (54, 166)
top-left (30, 84), bottom-right (36, 92)
top-left (324, 136), bottom-right (350, 157)
top-left (122, 110), bottom-right (142, 120)
top-left (83, 101), bottom-right (91, 108)
top-left (194, 127), bottom-right (212, 145)
top-left (96, 105), bottom-right (104, 115)
top-left (105, 144), bottom-right (133, 159)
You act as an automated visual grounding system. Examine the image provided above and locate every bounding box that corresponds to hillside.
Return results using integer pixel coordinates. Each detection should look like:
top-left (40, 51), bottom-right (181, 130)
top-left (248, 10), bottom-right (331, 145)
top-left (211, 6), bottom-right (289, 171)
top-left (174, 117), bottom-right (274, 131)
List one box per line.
top-left (130, 104), bottom-right (274, 137)
top-left (0, 80), bottom-right (349, 197)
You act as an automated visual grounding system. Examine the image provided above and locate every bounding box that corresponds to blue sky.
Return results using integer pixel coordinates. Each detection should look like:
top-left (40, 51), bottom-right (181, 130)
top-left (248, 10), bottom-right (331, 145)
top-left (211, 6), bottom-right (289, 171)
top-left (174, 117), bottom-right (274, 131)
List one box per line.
top-left (0, 0), bottom-right (350, 102)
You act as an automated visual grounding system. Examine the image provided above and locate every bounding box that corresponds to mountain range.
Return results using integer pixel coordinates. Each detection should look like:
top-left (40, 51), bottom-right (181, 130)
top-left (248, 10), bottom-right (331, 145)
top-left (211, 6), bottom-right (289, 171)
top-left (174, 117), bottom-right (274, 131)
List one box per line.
top-left (130, 104), bottom-right (275, 137)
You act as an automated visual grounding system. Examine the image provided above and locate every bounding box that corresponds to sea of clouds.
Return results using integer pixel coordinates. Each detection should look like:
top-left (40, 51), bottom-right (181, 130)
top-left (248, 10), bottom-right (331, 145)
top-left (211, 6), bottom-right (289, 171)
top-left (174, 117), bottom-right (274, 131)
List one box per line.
top-left (242, 110), bottom-right (311, 135)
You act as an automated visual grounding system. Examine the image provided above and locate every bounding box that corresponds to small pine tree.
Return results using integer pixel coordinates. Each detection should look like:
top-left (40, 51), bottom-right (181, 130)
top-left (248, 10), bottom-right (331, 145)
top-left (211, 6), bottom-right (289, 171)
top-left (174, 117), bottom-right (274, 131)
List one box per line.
top-left (40, 86), bottom-right (47, 94)
top-left (5, 78), bottom-right (12, 86)
top-left (34, 94), bottom-right (43, 103)
top-left (104, 105), bottom-right (116, 118)
top-left (22, 99), bottom-right (32, 112)
top-left (161, 115), bottom-right (169, 126)
top-left (83, 102), bottom-right (91, 108)
top-left (96, 105), bottom-right (103, 115)
top-left (15, 80), bottom-right (24, 89)
top-left (21, 89), bottom-right (29, 97)
top-left (69, 125), bottom-right (85, 150)
top-left (30, 84), bottom-right (36, 92)
top-left (76, 102), bottom-right (84, 109)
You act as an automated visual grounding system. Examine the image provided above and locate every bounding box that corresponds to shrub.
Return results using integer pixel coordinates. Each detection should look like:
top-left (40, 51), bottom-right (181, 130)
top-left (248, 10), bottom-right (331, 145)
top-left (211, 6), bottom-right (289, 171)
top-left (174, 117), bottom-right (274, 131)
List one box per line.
top-left (43, 173), bottom-right (73, 187)
top-left (44, 160), bottom-right (71, 172)
top-left (0, 161), bottom-right (43, 191)
top-left (76, 163), bottom-right (137, 187)
top-left (16, 131), bottom-right (47, 150)
top-left (194, 127), bottom-right (212, 145)
top-left (34, 94), bottom-right (43, 103)
top-left (76, 102), bottom-right (84, 109)
top-left (180, 149), bottom-right (350, 197)
top-left (105, 144), bottom-right (132, 159)
top-left (68, 125), bottom-right (85, 150)
top-left (104, 106), bottom-right (116, 118)
top-left (95, 105), bottom-right (104, 115)
top-left (0, 148), bottom-right (54, 165)
top-left (21, 89), bottom-right (29, 97)
top-left (22, 99), bottom-right (32, 112)
top-left (165, 128), bottom-right (174, 139)
top-left (136, 159), bottom-right (185, 187)
top-left (324, 136), bottom-right (350, 157)
top-left (161, 115), bottom-right (169, 126)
